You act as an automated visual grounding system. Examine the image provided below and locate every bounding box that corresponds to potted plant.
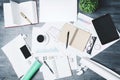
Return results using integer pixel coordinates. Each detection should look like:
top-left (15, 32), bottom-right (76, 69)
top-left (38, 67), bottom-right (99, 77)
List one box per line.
top-left (79, 0), bottom-right (99, 13)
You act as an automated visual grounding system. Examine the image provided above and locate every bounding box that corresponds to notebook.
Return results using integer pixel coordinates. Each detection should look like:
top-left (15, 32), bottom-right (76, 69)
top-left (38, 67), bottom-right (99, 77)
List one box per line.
top-left (3, 0), bottom-right (38, 27)
top-left (92, 14), bottom-right (119, 45)
top-left (39, 0), bottom-right (77, 22)
top-left (58, 23), bottom-right (91, 51)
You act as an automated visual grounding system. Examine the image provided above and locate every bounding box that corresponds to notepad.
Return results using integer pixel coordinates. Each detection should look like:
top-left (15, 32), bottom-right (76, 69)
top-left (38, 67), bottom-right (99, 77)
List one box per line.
top-left (53, 56), bottom-right (72, 78)
top-left (38, 53), bottom-right (72, 79)
top-left (39, 0), bottom-right (77, 22)
top-left (58, 23), bottom-right (91, 51)
top-left (3, 0), bottom-right (38, 27)
top-left (92, 14), bottom-right (119, 45)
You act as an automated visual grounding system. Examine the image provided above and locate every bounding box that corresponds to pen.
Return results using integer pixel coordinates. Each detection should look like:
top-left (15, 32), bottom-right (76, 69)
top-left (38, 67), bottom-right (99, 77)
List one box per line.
top-left (66, 31), bottom-right (70, 48)
top-left (66, 32), bottom-right (73, 75)
top-left (44, 60), bottom-right (54, 74)
top-left (20, 12), bottom-right (32, 24)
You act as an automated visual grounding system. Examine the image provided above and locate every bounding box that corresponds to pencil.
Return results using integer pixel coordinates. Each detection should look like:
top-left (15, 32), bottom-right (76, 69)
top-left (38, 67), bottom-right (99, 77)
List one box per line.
top-left (66, 31), bottom-right (70, 48)
top-left (20, 12), bottom-right (32, 24)
top-left (44, 60), bottom-right (54, 74)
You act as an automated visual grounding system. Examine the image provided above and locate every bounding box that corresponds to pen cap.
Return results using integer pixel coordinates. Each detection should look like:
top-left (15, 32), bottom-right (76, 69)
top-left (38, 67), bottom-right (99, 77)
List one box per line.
top-left (21, 60), bottom-right (42, 80)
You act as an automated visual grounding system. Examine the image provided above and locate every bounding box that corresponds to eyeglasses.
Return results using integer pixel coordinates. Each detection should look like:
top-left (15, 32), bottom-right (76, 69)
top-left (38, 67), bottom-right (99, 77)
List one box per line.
top-left (85, 36), bottom-right (97, 54)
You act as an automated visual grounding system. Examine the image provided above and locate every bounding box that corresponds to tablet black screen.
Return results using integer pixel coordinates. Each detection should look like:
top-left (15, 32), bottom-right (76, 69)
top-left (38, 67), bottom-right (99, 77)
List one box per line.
top-left (92, 14), bottom-right (119, 45)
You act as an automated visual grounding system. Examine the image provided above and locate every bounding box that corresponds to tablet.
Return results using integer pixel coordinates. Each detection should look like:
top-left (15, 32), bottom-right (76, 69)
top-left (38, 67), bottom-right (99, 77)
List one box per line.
top-left (92, 14), bottom-right (119, 45)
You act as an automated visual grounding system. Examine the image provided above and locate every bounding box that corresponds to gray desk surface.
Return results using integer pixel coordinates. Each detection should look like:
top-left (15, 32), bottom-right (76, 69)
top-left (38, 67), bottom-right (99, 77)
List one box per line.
top-left (0, 0), bottom-right (120, 80)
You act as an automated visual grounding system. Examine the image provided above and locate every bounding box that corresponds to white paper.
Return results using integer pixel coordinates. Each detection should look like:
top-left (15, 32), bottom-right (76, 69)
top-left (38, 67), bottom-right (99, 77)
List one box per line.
top-left (10, 1), bottom-right (21, 25)
top-left (1, 34), bottom-right (33, 78)
top-left (39, 0), bottom-right (77, 22)
top-left (31, 23), bottom-right (65, 54)
top-left (34, 52), bottom-right (72, 80)
top-left (54, 56), bottom-right (72, 78)
top-left (40, 64), bottom-right (55, 80)
top-left (80, 57), bottom-right (120, 80)
top-left (3, 3), bottom-right (16, 27)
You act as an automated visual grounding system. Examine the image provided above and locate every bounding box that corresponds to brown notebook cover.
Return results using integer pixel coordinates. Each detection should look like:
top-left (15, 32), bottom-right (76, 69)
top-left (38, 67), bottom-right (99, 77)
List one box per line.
top-left (58, 23), bottom-right (91, 51)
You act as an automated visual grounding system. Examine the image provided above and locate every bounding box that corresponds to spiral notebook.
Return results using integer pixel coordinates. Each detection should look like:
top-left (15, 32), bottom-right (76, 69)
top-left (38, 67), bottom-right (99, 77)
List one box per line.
top-left (58, 23), bottom-right (91, 51)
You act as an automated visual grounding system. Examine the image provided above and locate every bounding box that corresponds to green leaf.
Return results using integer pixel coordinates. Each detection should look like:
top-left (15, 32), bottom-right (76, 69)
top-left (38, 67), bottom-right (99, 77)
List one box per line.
top-left (79, 0), bottom-right (99, 13)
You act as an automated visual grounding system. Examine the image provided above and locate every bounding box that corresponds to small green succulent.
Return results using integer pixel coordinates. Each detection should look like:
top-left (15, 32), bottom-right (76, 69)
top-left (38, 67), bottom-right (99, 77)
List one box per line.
top-left (79, 0), bottom-right (99, 13)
